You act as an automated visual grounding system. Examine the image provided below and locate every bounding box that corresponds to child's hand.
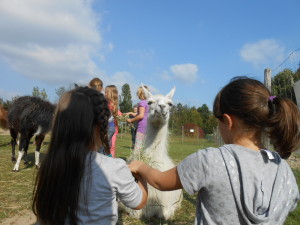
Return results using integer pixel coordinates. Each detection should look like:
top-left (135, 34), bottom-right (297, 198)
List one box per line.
top-left (128, 160), bottom-right (145, 174)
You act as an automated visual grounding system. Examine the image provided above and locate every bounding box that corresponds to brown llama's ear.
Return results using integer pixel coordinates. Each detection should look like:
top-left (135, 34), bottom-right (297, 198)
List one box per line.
top-left (166, 86), bottom-right (176, 99)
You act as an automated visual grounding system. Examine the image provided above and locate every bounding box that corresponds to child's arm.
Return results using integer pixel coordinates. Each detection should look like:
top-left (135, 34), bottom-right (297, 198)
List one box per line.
top-left (132, 173), bottom-right (148, 210)
top-left (124, 112), bottom-right (137, 117)
top-left (129, 161), bottom-right (183, 191)
top-left (127, 106), bottom-right (145, 123)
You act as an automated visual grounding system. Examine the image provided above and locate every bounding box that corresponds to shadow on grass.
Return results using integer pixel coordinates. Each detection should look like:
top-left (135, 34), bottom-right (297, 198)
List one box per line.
top-left (183, 192), bottom-right (197, 205)
top-left (118, 209), bottom-right (178, 225)
top-left (0, 142), bottom-right (10, 147)
top-left (9, 152), bottom-right (47, 171)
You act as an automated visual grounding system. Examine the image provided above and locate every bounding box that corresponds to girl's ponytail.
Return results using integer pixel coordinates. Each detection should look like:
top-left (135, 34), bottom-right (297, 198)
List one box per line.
top-left (267, 97), bottom-right (300, 159)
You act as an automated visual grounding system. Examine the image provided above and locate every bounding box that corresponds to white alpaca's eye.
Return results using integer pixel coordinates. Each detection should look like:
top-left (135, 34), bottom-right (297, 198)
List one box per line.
top-left (148, 101), bottom-right (153, 105)
top-left (168, 102), bottom-right (173, 107)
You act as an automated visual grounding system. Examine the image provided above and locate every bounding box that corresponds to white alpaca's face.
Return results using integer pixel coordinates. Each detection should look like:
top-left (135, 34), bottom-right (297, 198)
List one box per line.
top-left (142, 86), bottom-right (176, 125)
top-left (148, 95), bottom-right (173, 121)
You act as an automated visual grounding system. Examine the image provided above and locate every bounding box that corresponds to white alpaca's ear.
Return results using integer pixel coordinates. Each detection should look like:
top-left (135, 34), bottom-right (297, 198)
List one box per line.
top-left (166, 86), bottom-right (176, 99)
top-left (141, 83), bottom-right (152, 99)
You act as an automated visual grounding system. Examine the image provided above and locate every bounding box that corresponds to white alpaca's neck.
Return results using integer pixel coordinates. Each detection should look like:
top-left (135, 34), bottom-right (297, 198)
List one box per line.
top-left (144, 121), bottom-right (174, 169)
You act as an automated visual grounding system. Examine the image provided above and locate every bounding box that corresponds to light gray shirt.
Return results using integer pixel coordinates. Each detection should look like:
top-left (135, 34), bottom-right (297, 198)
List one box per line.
top-left (75, 152), bottom-right (142, 225)
top-left (178, 144), bottom-right (299, 225)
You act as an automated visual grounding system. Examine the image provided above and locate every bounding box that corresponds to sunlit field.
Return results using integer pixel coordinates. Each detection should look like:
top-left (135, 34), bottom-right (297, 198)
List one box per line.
top-left (0, 133), bottom-right (299, 224)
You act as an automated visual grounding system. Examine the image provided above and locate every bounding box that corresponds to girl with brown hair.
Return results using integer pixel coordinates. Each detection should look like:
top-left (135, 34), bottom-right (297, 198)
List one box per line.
top-left (129, 77), bottom-right (300, 225)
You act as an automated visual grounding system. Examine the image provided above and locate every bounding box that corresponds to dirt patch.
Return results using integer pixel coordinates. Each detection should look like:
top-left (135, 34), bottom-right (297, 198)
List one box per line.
top-left (0, 128), bottom-right (9, 135)
top-left (1, 210), bottom-right (36, 225)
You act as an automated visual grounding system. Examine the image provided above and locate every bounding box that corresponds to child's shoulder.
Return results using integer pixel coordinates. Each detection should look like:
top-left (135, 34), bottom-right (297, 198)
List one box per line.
top-left (187, 147), bottom-right (224, 162)
top-left (95, 153), bottom-right (127, 167)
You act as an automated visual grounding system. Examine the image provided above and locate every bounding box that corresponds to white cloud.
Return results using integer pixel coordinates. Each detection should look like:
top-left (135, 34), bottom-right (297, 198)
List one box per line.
top-left (0, 0), bottom-right (104, 85)
top-left (240, 39), bottom-right (285, 67)
top-left (170, 63), bottom-right (198, 84)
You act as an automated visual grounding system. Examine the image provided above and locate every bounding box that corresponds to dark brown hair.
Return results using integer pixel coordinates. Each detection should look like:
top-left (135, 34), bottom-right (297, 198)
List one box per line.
top-left (32, 87), bottom-right (110, 225)
top-left (89, 77), bottom-right (103, 92)
top-left (213, 76), bottom-right (300, 159)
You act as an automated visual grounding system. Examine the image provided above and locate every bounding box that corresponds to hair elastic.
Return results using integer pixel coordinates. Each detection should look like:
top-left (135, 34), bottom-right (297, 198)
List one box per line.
top-left (268, 96), bottom-right (277, 116)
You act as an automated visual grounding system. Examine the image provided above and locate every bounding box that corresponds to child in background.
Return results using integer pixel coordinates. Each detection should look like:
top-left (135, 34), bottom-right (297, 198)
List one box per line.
top-left (130, 105), bottom-right (138, 148)
top-left (33, 87), bottom-right (147, 225)
top-left (129, 77), bottom-right (300, 225)
top-left (125, 105), bottom-right (138, 148)
top-left (127, 86), bottom-right (149, 153)
top-left (105, 85), bottom-right (121, 157)
top-left (89, 77), bottom-right (103, 93)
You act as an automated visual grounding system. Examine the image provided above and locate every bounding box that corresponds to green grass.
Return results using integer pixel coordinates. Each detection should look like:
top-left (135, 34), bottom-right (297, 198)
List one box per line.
top-left (0, 133), bottom-right (299, 224)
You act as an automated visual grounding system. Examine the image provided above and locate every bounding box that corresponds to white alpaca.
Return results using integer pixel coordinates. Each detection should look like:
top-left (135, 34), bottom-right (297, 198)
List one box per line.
top-left (124, 86), bottom-right (182, 220)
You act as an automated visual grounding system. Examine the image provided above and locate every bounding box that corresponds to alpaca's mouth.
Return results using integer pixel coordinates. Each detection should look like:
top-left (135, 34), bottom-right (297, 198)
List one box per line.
top-left (154, 111), bottom-right (166, 118)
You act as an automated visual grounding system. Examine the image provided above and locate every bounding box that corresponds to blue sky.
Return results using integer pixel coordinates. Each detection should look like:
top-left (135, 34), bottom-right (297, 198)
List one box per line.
top-left (0, 0), bottom-right (299, 109)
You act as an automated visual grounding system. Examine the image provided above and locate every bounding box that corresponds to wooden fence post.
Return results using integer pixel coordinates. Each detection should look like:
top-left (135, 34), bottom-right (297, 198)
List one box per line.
top-left (263, 68), bottom-right (272, 149)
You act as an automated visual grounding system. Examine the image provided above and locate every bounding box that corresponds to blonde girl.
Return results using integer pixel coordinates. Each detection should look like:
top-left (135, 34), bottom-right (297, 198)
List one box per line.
top-left (105, 85), bottom-right (121, 157)
top-left (127, 86), bottom-right (149, 153)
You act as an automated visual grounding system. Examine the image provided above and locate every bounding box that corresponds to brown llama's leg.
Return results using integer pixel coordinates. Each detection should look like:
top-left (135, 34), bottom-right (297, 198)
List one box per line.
top-left (23, 133), bottom-right (33, 165)
top-left (35, 134), bottom-right (45, 168)
top-left (12, 133), bottom-right (32, 172)
top-left (10, 128), bottom-right (17, 162)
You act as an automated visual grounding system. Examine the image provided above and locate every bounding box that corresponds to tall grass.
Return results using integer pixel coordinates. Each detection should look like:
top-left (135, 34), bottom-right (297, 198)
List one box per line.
top-left (0, 133), bottom-right (299, 224)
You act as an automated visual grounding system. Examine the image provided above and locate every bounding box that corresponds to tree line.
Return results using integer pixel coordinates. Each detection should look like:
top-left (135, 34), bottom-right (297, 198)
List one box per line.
top-left (1, 66), bottom-right (300, 136)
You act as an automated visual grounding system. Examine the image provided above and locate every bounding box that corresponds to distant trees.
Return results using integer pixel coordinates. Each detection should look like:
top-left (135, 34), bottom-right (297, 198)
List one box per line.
top-left (169, 103), bottom-right (217, 136)
top-left (0, 98), bottom-right (14, 109)
top-left (55, 86), bottom-right (66, 102)
top-left (32, 86), bottom-right (48, 100)
top-left (119, 83), bottom-right (133, 112)
top-left (3, 83), bottom-right (219, 136)
top-left (272, 67), bottom-right (300, 104)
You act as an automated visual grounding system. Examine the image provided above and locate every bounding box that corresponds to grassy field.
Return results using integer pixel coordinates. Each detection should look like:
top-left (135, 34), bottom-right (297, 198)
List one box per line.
top-left (0, 133), bottom-right (299, 224)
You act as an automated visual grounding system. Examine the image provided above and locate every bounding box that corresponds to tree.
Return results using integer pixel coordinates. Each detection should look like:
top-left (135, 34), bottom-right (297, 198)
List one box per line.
top-left (119, 83), bottom-right (133, 112)
top-left (272, 67), bottom-right (300, 104)
top-left (32, 86), bottom-right (48, 100)
top-left (55, 86), bottom-right (66, 102)
top-left (197, 104), bottom-right (210, 121)
top-left (0, 98), bottom-right (14, 109)
top-left (197, 104), bottom-right (215, 135)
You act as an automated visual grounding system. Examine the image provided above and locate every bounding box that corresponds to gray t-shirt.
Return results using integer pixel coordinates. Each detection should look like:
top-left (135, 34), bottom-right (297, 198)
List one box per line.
top-left (177, 144), bottom-right (299, 225)
top-left (75, 152), bottom-right (142, 225)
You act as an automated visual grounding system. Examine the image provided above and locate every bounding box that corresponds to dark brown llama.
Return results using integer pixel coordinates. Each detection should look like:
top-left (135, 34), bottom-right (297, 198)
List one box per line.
top-left (8, 96), bottom-right (55, 171)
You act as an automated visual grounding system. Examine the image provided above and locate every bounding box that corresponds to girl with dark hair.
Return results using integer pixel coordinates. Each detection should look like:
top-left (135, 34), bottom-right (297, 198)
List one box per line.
top-left (32, 87), bottom-right (147, 225)
top-left (129, 77), bottom-right (300, 225)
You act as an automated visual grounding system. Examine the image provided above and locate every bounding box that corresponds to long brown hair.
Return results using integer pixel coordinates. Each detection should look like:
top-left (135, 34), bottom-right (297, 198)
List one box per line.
top-left (105, 85), bottom-right (119, 118)
top-left (32, 87), bottom-right (110, 225)
top-left (213, 76), bottom-right (300, 159)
